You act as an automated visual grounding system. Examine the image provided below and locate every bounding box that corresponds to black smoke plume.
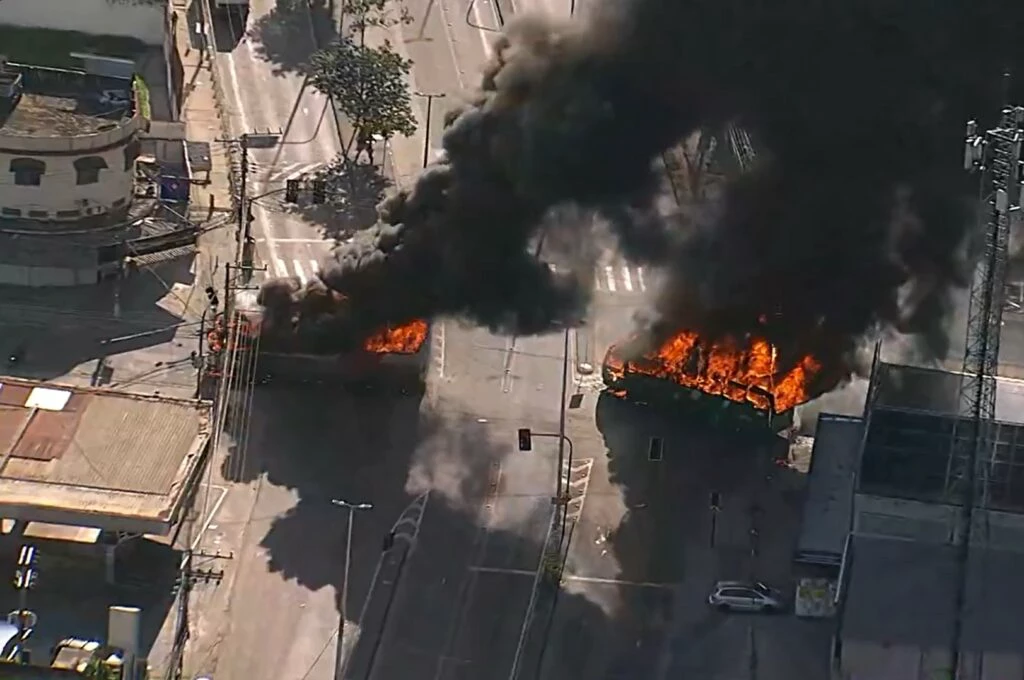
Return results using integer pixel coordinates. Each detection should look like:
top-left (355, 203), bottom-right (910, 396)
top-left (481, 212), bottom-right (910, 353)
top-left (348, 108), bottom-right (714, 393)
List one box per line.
top-left (261, 0), bottom-right (1022, 388)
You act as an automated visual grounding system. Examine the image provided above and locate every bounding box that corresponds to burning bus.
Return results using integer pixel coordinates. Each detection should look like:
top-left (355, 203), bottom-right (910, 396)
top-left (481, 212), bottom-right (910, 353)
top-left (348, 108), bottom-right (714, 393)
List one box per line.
top-left (602, 331), bottom-right (822, 432)
top-left (208, 287), bottom-right (431, 392)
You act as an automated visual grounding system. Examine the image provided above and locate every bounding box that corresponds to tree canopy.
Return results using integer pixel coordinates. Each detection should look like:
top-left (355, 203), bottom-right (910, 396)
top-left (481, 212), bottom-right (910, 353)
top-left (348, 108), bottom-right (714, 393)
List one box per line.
top-left (309, 37), bottom-right (417, 141)
top-left (345, 0), bottom-right (412, 34)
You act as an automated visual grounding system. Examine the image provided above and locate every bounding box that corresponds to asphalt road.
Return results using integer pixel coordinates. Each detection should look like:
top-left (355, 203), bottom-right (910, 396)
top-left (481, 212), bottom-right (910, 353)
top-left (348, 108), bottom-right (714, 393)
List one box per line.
top-left (192, 1), bottom-right (836, 679)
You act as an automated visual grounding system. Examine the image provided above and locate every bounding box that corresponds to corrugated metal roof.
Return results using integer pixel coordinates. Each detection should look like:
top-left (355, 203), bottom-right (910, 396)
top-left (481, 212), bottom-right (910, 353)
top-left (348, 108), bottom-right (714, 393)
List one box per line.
top-left (0, 376), bottom-right (208, 495)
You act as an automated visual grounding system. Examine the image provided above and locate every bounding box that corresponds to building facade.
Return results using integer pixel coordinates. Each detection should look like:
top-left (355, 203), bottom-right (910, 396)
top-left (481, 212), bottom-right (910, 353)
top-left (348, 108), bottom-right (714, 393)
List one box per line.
top-left (831, 361), bottom-right (1024, 680)
top-left (0, 62), bottom-right (144, 222)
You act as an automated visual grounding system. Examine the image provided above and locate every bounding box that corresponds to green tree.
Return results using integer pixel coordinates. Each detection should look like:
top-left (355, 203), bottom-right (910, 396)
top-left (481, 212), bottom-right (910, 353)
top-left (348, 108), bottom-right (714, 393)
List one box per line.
top-left (345, 0), bottom-right (412, 40)
top-left (309, 37), bottom-right (417, 145)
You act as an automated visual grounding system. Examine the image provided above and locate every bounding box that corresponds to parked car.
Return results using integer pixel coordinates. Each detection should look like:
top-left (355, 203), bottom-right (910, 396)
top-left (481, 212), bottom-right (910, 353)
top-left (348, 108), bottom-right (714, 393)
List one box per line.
top-left (708, 581), bottom-right (785, 613)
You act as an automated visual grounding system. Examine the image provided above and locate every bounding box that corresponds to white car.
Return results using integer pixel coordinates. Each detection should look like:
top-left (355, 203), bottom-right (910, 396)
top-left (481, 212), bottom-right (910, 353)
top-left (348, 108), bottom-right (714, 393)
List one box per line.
top-left (708, 581), bottom-right (784, 613)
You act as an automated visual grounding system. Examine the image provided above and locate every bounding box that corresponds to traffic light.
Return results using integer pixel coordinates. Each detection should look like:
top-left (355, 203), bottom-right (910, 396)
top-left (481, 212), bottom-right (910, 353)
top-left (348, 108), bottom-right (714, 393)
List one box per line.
top-left (517, 428), bottom-right (532, 452)
top-left (311, 179), bottom-right (327, 204)
top-left (285, 178), bottom-right (300, 203)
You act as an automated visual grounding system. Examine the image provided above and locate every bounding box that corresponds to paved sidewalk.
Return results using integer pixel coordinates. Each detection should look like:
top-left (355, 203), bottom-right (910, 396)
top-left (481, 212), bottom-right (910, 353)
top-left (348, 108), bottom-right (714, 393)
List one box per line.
top-left (172, 1), bottom-right (240, 289)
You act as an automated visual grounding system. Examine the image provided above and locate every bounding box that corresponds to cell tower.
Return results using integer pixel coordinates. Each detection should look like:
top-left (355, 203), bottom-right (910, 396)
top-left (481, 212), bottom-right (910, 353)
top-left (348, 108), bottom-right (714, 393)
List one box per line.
top-left (947, 105), bottom-right (1024, 677)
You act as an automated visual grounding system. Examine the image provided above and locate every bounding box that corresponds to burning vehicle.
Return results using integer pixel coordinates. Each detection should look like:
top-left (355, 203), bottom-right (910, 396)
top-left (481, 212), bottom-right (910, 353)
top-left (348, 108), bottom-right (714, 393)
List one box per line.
top-left (207, 287), bottom-right (431, 392)
top-left (602, 331), bottom-right (824, 432)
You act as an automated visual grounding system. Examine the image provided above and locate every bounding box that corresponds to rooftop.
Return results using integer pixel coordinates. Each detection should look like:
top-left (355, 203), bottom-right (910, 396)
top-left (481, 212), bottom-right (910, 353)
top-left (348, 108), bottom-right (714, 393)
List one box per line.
top-left (859, 362), bottom-right (1024, 511)
top-left (0, 62), bottom-right (137, 137)
top-left (841, 535), bottom-right (1024, 654)
top-left (796, 414), bottom-right (861, 566)
top-left (0, 377), bottom-right (211, 535)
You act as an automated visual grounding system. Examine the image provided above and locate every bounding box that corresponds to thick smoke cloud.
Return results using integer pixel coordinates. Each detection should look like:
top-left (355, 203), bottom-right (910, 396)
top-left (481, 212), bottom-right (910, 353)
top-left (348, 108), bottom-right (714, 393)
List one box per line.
top-left (261, 0), bottom-right (1022, 389)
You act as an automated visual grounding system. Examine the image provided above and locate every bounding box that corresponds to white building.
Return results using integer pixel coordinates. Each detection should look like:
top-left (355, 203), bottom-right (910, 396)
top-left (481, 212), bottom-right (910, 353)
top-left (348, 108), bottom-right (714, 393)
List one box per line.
top-left (0, 59), bottom-right (145, 222)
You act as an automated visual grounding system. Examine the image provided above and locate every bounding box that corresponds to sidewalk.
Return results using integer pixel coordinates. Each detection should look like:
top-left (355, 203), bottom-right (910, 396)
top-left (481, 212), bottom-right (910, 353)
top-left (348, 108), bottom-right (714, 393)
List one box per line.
top-left (172, 2), bottom-right (239, 289)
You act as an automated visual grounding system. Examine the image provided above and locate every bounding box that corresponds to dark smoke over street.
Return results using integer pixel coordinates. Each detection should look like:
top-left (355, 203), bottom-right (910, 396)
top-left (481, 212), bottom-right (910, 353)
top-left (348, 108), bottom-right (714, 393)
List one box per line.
top-left (261, 0), bottom-right (1023, 387)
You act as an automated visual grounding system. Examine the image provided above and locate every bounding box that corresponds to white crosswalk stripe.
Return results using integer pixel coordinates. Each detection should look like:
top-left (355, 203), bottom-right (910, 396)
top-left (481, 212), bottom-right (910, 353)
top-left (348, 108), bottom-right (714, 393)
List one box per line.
top-left (264, 245), bottom-right (649, 295)
top-left (272, 257), bottom-right (287, 278)
top-left (262, 162), bottom-right (327, 185)
top-left (604, 266), bottom-right (617, 292)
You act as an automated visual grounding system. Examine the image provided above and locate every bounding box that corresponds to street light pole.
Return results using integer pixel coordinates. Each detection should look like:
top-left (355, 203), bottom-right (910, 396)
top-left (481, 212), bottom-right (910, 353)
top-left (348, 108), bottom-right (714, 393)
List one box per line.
top-left (331, 498), bottom-right (372, 677)
top-left (414, 91), bottom-right (446, 169)
top-left (556, 328), bottom-right (570, 506)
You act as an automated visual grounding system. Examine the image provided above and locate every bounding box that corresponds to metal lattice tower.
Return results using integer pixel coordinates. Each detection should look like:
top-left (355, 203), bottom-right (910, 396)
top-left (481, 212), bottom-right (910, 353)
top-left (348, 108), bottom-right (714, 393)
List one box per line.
top-left (946, 105), bottom-right (1024, 678)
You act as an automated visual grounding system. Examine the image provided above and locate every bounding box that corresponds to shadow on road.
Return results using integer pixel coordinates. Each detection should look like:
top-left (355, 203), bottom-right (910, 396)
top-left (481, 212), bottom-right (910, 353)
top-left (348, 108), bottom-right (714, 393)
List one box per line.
top-left (224, 368), bottom-right (813, 678)
top-left (530, 390), bottom-right (810, 679)
top-left (247, 0), bottom-right (339, 76)
top-left (0, 257), bottom-right (199, 391)
top-left (251, 158), bottom-right (390, 242)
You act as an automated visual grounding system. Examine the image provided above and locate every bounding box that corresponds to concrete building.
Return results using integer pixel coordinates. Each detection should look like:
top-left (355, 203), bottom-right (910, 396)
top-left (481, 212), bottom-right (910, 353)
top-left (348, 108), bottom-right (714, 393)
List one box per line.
top-left (822, 361), bottom-right (1024, 679)
top-left (0, 57), bottom-right (145, 222)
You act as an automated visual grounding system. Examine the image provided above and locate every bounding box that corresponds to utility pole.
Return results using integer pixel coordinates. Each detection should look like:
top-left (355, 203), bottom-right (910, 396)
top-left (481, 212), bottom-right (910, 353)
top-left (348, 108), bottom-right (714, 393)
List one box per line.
top-left (947, 104), bottom-right (1023, 678)
top-left (414, 92), bottom-right (446, 168)
top-left (331, 498), bottom-right (372, 679)
top-left (556, 328), bottom-right (570, 536)
top-left (218, 132), bottom-right (280, 278)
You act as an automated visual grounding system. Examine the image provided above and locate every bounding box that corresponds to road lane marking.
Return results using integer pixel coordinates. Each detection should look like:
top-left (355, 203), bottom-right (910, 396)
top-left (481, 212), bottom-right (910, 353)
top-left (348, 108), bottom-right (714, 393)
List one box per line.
top-left (500, 337), bottom-right (516, 393)
top-left (293, 259), bottom-right (307, 284)
top-left (437, 321), bottom-right (447, 379)
top-left (432, 462), bottom-right (502, 680)
top-left (637, 267), bottom-right (647, 291)
top-left (192, 484), bottom-right (229, 551)
top-left (470, 0), bottom-right (497, 58)
top-left (604, 266), bottom-right (617, 292)
top-left (214, 10), bottom-right (287, 272)
top-left (309, 260), bottom-right (320, 276)
top-left (622, 266), bottom-right (633, 292)
top-left (273, 257), bottom-right (288, 277)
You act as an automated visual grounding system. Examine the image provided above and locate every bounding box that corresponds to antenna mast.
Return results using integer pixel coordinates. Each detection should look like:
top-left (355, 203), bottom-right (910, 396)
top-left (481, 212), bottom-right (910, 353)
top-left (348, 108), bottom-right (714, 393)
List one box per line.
top-left (947, 105), bottom-right (1023, 677)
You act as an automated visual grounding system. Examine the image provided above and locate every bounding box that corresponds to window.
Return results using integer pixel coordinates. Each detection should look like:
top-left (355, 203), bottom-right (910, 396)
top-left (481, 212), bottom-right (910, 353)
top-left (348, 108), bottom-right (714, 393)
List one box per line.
top-left (56, 209), bottom-right (81, 219)
top-left (27, 210), bottom-right (48, 219)
top-left (74, 156), bottom-right (108, 185)
top-left (9, 158), bottom-right (45, 186)
top-left (1, 208), bottom-right (22, 217)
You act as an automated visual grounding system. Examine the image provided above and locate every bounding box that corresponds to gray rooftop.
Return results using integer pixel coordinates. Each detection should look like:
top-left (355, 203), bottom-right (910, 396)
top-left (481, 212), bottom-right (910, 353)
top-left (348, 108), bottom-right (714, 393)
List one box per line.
top-left (871, 361), bottom-right (1024, 424)
top-left (860, 362), bottom-right (1024, 511)
top-left (796, 414), bottom-right (861, 566)
top-left (842, 535), bottom-right (1024, 653)
top-left (0, 63), bottom-right (135, 137)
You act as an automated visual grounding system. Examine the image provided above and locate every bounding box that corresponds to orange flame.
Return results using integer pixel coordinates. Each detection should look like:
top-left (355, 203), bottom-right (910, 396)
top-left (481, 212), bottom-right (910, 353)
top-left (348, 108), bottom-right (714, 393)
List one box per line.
top-left (363, 319), bottom-right (429, 354)
top-left (605, 331), bottom-right (821, 413)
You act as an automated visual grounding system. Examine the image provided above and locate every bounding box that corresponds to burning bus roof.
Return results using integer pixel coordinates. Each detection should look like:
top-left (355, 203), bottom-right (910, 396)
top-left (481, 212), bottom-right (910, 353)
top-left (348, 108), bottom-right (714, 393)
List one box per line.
top-left (231, 289), bottom-right (429, 356)
top-left (603, 330), bottom-right (824, 415)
